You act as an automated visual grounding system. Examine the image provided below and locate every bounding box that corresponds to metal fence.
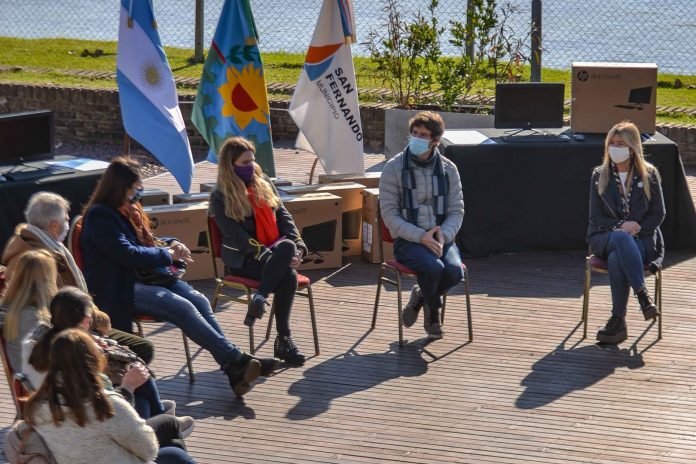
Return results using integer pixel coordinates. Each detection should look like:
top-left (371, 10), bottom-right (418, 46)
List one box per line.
top-left (0, 0), bottom-right (694, 75)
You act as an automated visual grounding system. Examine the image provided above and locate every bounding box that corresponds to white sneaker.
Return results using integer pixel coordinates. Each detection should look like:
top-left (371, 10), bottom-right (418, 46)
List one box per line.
top-left (177, 416), bottom-right (195, 438)
top-left (161, 400), bottom-right (176, 416)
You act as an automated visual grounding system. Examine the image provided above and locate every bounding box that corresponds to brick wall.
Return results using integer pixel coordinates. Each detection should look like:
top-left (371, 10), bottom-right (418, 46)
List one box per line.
top-left (0, 83), bottom-right (388, 153)
top-left (0, 82), bottom-right (694, 163)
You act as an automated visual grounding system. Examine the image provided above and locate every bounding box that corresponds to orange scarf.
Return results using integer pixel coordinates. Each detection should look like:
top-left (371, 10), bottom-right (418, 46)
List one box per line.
top-left (118, 202), bottom-right (157, 247)
top-left (247, 186), bottom-right (280, 247)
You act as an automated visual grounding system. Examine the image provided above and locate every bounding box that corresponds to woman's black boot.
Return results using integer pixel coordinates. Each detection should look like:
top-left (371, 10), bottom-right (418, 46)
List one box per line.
top-left (636, 288), bottom-right (658, 321)
top-left (223, 354), bottom-right (261, 398)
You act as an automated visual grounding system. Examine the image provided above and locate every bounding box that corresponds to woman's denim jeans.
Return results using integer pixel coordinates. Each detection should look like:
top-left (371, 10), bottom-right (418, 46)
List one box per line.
top-left (605, 230), bottom-right (647, 318)
top-left (133, 280), bottom-right (242, 366)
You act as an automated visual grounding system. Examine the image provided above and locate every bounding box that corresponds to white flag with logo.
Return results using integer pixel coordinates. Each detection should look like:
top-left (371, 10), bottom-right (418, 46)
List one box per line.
top-left (289, 0), bottom-right (364, 175)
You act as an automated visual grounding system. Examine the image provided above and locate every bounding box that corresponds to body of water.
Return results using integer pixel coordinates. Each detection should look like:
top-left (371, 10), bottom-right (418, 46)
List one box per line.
top-left (0, 0), bottom-right (694, 74)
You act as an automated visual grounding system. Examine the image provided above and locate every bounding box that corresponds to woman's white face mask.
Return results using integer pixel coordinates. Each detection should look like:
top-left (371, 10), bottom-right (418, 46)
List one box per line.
top-left (56, 219), bottom-right (69, 243)
top-left (608, 145), bottom-right (631, 164)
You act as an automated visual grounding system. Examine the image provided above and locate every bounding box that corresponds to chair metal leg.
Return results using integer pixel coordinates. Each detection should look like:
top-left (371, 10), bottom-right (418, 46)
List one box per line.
top-left (372, 266), bottom-right (385, 329)
top-left (396, 271), bottom-right (404, 347)
top-left (441, 294), bottom-right (447, 324)
top-left (265, 300), bottom-right (276, 341)
top-left (245, 288), bottom-right (256, 354)
top-left (581, 260), bottom-right (592, 339)
top-left (135, 320), bottom-right (144, 338)
top-left (657, 270), bottom-right (663, 339)
top-left (211, 280), bottom-right (223, 313)
top-left (464, 271), bottom-right (473, 342)
top-left (307, 285), bottom-right (320, 355)
top-left (182, 332), bottom-right (195, 383)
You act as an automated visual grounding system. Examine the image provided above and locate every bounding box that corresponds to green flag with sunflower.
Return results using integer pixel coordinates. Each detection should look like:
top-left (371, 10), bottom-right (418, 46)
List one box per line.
top-left (192, 0), bottom-right (275, 176)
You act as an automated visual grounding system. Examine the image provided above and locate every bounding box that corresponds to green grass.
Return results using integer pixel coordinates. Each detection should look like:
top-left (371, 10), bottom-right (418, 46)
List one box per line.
top-left (1, 37), bottom-right (694, 125)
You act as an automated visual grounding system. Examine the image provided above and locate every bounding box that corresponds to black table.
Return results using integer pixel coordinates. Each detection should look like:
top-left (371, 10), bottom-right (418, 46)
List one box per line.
top-left (441, 128), bottom-right (696, 257)
top-left (0, 156), bottom-right (104, 246)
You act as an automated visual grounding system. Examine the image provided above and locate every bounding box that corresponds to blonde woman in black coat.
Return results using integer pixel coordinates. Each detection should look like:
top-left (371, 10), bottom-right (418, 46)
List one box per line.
top-left (587, 121), bottom-right (665, 344)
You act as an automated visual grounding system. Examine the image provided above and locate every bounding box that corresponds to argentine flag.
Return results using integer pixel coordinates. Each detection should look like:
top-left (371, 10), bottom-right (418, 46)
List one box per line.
top-left (117, 0), bottom-right (194, 193)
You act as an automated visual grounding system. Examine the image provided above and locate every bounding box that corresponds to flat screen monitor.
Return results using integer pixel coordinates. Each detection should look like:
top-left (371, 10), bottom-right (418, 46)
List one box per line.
top-left (494, 83), bottom-right (565, 129)
top-left (302, 220), bottom-right (337, 253)
top-left (342, 209), bottom-right (362, 240)
top-left (0, 110), bottom-right (54, 164)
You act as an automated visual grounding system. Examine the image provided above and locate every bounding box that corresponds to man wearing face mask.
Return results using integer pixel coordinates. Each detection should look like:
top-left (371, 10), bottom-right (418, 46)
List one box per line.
top-left (1, 191), bottom-right (156, 364)
top-left (588, 121), bottom-right (665, 344)
top-left (379, 111), bottom-right (465, 339)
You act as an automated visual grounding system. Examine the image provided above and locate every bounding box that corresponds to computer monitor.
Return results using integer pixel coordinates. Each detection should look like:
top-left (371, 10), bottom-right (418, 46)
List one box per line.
top-left (614, 86), bottom-right (653, 111)
top-left (494, 83), bottom-right (565, 130)
top-left (301, 220), bottom-right (337, 253)
top-left (0, 110), bottom-right (54, 164)
top-left (342, 209), bottom-right (362, 240)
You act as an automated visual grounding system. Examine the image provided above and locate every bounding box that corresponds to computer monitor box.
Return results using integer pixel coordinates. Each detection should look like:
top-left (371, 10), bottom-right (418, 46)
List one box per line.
top-left (0, 110), bottom-right (54, 166)
top-left (494, 83), bottom-right (565, 133)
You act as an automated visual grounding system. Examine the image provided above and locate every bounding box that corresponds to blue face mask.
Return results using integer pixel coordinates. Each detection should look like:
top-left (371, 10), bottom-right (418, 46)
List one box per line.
top-left (408, 135), bottom-right (431, 156)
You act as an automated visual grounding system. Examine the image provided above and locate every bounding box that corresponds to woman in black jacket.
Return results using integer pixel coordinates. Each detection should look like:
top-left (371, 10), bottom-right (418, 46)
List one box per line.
top-left (209, 137), bottom-right (307, 366)
top-left (587, 121), bottom-right (665, 344)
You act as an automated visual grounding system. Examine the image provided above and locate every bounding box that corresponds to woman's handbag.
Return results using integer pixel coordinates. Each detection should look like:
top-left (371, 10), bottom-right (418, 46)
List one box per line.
top-left (134, 260), bottom-right (186, 287)
top-left (97, 337), bottom-right (154, 385)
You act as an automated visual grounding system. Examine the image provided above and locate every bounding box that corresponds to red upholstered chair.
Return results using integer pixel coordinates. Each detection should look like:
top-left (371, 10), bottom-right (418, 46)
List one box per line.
top-left (0, 332), bottom-right (34, 420)
top-left (68, 216), bottom-right (195, 382)
top-left (581, 254), bottom-right (663, 340)
top-left (371, 211), bottom-right (473, 346)
top-left (207, 214), bottom-right (320, 355)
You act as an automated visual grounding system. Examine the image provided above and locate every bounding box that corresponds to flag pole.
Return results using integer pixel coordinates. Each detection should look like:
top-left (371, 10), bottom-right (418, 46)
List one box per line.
top-left (122, 133), bottom-right (131, 156)
top-left (308, 158), bottom-right (319, 185)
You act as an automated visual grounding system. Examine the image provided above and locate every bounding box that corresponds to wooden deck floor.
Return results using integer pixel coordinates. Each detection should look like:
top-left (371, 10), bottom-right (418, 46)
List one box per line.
top-left (2, 151), bottom-right (696, 463)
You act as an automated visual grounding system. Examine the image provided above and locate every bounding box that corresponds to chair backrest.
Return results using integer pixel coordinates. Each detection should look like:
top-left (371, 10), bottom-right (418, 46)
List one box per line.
top-left (206, 214), bottom-right (223, 278)
top-left (376, 206), bottom-right (395, 263)
top-left (0, 331), bottom-right (29, 418)
top-left (67, 215), bottom-right (84, 270)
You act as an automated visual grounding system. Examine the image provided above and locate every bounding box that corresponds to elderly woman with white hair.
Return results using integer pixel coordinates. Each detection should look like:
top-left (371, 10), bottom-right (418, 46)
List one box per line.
top-left (1, 191), bottom-right (155, 364)
top-left (2, 191), bottom-right (84, 288)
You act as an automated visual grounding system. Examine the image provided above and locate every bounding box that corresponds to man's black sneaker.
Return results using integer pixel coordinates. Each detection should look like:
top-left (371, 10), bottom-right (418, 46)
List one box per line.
top-left (423, 306), bottom-right (444, 340)
top-left (223, 354), bottom-right (262, 398)
top-left (596, 315), bottom-right (628, 344)
top-left (244, 293), bottom-right (269, 327)
top-left (636, 288), bottom-right (659, 321)
top-left (274, 335), bottom-right (306, 366)
top-left (402, 284), bottom-right (424, 328)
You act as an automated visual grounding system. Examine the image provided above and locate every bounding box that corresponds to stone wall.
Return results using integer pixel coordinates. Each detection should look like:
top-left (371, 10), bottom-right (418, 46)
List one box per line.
top-left (1, 82), bottom-right (695, 164)
top-left (0, 83), bottom-right (388, 154)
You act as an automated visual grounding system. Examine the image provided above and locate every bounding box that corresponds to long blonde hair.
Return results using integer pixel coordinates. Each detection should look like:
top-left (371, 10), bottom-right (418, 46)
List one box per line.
top-left (597, 121), bottom-right (659, 200)
top-left (217, 137), bottom-right (280, 221)
top-left (1, 249), bottom-right (57, 341)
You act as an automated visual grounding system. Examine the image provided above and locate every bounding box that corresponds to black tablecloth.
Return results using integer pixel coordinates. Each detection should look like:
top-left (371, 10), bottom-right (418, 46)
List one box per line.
top-left (0, 157), bottom-right (103, 246)
top-left (441, 128), bottom-right (696, 257)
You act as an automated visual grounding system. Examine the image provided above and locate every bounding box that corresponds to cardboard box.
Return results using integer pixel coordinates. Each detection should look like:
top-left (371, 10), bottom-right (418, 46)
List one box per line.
top-left (279, 183), bottom-right (365, 256)
top-left (143, 203), bottom-right (223, 281)
top-left (319, 171), bottom-right (382, 189)
top-left (571, 62), bottom-right (657, 134)
top-left (200, 177), bottom-right (293, 193)
top-left (139, 189), bottom-right (170, 206)
top-left (361, 188), bottom-right (394, 264)
top-left (173, 192), bottom-right (211, 204)
top-left (282, 193), bottom-right (342, 270)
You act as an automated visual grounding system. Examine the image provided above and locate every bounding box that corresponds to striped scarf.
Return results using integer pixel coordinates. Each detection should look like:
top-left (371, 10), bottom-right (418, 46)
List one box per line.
top-left (401, 147), bottom-right (448, 226)
top-left (611, 163), bottom-right (636, 219)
